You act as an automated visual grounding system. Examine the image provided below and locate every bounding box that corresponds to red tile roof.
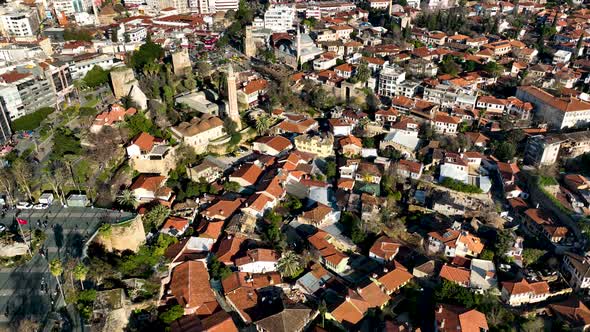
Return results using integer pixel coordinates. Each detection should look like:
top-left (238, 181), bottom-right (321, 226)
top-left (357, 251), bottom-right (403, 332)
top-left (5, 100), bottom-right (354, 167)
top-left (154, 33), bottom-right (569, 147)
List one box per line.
top-left (169, 261), bottom-right (218, 315)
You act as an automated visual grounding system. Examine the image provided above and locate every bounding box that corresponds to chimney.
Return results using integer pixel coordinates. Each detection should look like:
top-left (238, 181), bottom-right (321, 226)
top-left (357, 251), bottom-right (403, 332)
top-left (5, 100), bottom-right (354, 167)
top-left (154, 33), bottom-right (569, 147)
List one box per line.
top-left (437, 305), bottom-right (443, 313)
top-left (345, 295), bottom-right (351, 302)
top-left (440, 319), bottom-right (445, 328)
top-left (383, 267), bottom-right (389, 273)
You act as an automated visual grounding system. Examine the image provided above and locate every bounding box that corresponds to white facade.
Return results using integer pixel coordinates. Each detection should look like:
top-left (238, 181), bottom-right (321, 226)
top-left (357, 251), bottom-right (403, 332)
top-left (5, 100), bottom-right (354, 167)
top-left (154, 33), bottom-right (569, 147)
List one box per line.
top-left (0, 85), bottom-right (24, 120)
top-left (553, 50), bottom-right (572, 64)
top-left (434, 120), bottom-right (458, 134)
top-left (440, 162), bottom-right (468, 184)
top-left (214, 0), bottom-right (238, 12)
top-left (125, 27), bottom-right (147, 43)
top-left (377, 64), bottom-right (406, 97)
top-left (69, 55), bottom-right (116, 80)
top-left (264, 4), bottom-right (295, 33)
top-left (0, 10), bottom-right (39, 37)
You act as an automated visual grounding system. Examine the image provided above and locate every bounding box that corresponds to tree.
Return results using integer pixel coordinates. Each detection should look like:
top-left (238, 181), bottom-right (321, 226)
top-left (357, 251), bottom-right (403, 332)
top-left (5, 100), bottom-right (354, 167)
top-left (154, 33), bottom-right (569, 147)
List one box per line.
top-left (318, 300), bottom-right (327, 328)
top-left (130, 36), bottom-right (165, 69)
top-left (12, 158), bottom-right (33, 201)
top-left (494, 229), bottom-right (512, 259)
top-left (208, 255), bottom-right (232, 280)
top-left (197, 61), bottom-right (212, 78)
top-left (73, 263), bottom-right (89, 290)
top-left (521, 317), bottom-right (545, 332)
top-left (43, 161), bottom-right (68, 206)
top-left (49, 259), bottom-right (66, 304)
top-left (522, 248), bottom-right (546, 267)
top-left (354, 60), bottom-right (371, 83)
top-left (309, 87), bottom-right (334, 110)
top-left (277, 250), bottom-right (303, 278)
top-left (16, 319), bottom-right (39, 332)
top-left (143, 205), bottom-right (170, 230)
top-left (183, 74), bottom-right (196, 91)
top-left (83, 66), bottom-right (110, 88)
top-left (494, 141), bottom-right (516, 162)
top-left (480, 249), bottom-right (494, 261)
top-left (0, 169), bottom-right (16, 206)
top-left (325, 161), bottom-right (337, 179)
top-left (223, 117), bottom-right (238, 135)
top-left (223, 181), bottom-right (241, 192)
top-left (51, 127), bottom-right (82, 160)
top-left (159, 305), bottom-right (184, 325)
top-left (255, 114), bottom-right (271, 135)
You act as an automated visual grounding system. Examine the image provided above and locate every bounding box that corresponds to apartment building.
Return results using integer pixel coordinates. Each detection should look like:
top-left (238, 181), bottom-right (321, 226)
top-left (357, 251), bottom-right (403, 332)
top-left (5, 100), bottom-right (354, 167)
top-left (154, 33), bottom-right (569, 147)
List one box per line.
top-left (377, 64), bottom-right (418, 98)
top-left (264, 4), bottom-right (295, 33)
top-left (0, 8), bottom-right (40, 38)
top-left (0, 66), bottom-right (57, 120)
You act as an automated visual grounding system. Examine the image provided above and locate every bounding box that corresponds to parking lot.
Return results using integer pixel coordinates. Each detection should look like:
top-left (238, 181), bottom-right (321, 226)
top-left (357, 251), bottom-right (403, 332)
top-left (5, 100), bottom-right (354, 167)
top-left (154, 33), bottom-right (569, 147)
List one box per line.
top-left (0, 205), bottom-right (134, 329)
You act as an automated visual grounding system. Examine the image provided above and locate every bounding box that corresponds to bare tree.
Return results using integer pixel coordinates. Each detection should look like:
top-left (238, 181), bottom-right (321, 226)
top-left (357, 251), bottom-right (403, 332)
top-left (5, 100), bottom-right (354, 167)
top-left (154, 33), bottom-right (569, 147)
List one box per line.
top-left (0, 168), bottom-right (16, 206)
top-left (16, 319), bottom-right (39, 332)
top-left (43, 161), bottom-right (68, 205)
top-left (12, 159), bottom-right (33, 201)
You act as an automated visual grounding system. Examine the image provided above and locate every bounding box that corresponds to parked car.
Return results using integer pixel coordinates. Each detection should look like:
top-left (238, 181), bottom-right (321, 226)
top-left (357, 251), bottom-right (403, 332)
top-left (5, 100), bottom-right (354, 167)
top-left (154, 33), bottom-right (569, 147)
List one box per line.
top-left (0, 224), bottom-right (6, 232)
top-left (33, 203), bottom-right (49, 210)
top-left (16, 202), bottom-right (32, 209)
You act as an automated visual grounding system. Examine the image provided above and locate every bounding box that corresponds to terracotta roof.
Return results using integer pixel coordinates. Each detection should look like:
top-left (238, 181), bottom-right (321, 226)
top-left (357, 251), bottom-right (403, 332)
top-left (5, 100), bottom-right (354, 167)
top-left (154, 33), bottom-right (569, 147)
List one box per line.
top-left (435, 304), bottom-right (488, 332)
top-left (222, 271), bottom-right (281, 294)
top-left (369, 235), bottom-right (400, 261)
top-left (334, 63), bottom-right (353, 72)
top-left (215, 235), bottom-right (246, 264)
top-left (377, 263), bottom-right (413, 292)
top-left (457, 232), bottom-right (484, 255)
top-left (230, 163), bottom-right (263, 186)
top-left (434, 112), bottom-right (461, 125)
top-left (169, 261), bottom-right (218, 315)
top-left (200, 310), bottom-right (239, 332)
top-left (339, 135), bottom-right (362, 148)
top-left (308, 231), bottom-right (347, 267)
top-left (549, 297), bottom-right (590, 328)
top-left (397, 160), bottom-right (422, 174)
top-left (439, 264), bottom-right (470, 286)
top-left (131, 132), bottom-right (161, 152)
top-left (518, 85), bottom-right (590, 112)
top-left (162, 216), bottom-right (188, 231)
top-left (172, 114), bottom-right (224, 137)
top-left (502, 278), bottom-right (549, 296)
top-left (358, 282), bottom-right (389, 307)
top-left (202, 198), bottom-right (244, 220)
top-left (243, 79), bottom-right (268, 95)
top-left (330, 289), bottom-right (370, 325)
top-left (301, 203), bottom-right (333, 223)
top-left (129, 174), bottom-right (166, 192)
top-left (254, 136), bottom-right (292, 153)
top-left (199, 220), bottom-right (224, 239)
top-left (234, 248), bottom-right (280, 267)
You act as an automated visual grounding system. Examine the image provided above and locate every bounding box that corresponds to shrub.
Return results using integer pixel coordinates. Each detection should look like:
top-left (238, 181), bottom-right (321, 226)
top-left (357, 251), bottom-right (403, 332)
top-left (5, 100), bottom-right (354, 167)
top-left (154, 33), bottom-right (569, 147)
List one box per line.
top-left (440, 178), bottom-right (482, 193)
top-left (11, 107), bottom-right (54, 131)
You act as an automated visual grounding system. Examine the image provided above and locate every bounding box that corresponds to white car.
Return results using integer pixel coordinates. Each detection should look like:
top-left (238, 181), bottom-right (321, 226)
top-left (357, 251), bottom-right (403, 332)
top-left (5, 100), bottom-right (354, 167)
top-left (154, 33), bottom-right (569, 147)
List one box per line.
top-left (16, 202), bottom-right (32, 209)
top-left (0, 224), bottom-right (5, 232)
top-left (33, 203), bottom-right (49, 210)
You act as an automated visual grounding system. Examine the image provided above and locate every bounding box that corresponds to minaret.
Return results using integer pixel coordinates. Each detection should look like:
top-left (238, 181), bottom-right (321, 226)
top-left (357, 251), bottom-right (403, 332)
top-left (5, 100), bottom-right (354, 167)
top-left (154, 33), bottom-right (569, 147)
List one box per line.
top-left (227, 64), bottom-right (241, 130)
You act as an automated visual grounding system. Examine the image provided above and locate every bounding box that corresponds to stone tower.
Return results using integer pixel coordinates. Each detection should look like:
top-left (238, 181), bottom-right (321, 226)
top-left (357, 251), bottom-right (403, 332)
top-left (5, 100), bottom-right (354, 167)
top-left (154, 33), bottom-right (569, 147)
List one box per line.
top-left (244, 25), bottom-right (256, 58)
top-left (226, 64), bottom-right (241, 130)
top-left (172, 49), bottom-right (191, 76)
top-left (110, 66), bottom-right (137, 99)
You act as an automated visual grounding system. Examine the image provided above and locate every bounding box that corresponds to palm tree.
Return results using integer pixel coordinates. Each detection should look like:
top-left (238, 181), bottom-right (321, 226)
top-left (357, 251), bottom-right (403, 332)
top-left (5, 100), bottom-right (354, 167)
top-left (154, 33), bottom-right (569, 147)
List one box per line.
top-left (277, 250), bottom-right (302, 278)
top-left (255, 115), bottom-right (271, 135)
top-left (73, 263), bottom-right (89, 290)
top-left (49, 259), bottom-right (65, 305)
top-left (117, 189), bottom-right (136, 208)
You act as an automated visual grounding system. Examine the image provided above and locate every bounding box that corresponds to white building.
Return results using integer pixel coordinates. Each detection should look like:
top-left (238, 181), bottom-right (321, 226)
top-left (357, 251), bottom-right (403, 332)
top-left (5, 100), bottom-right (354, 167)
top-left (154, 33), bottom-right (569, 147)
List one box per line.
top-left (516, 86), bottom-right (590, 129)
top-left (553, 50), bottom-right (572, 64)
top-left (0, 9), bottom-right (40, 38)
top-left (264, 4), bottom-right (295, 33)
top-left (563, 252), bottom-right (590, 292)
top-left (69, 54), bottom-right (117, 80)
top-left (439, 153), bottom-right (469, 184)
top-left (214, 0), bottom-right (238, 12)
top-left (377, 64), bottom-right (406, 97)
top-left (235, 249), bottom-right (279, 274)
top-left (125, 27), bottom-right (147, 43)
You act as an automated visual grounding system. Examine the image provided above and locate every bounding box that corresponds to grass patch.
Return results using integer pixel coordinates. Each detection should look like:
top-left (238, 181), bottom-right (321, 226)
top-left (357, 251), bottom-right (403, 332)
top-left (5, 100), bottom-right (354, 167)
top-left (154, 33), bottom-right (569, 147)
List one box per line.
top-left (12, 107), bottom-right (55, 131)
top-left (539, 176), bottom-right (558, 186)
top-left (440, 178), bottom-right (483, 194)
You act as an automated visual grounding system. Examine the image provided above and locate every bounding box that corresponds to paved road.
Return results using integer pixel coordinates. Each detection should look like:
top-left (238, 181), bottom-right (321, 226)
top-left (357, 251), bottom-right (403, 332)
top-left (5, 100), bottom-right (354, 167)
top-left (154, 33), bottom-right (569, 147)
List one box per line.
top-left (0, 205), bottom-right (134, 330)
